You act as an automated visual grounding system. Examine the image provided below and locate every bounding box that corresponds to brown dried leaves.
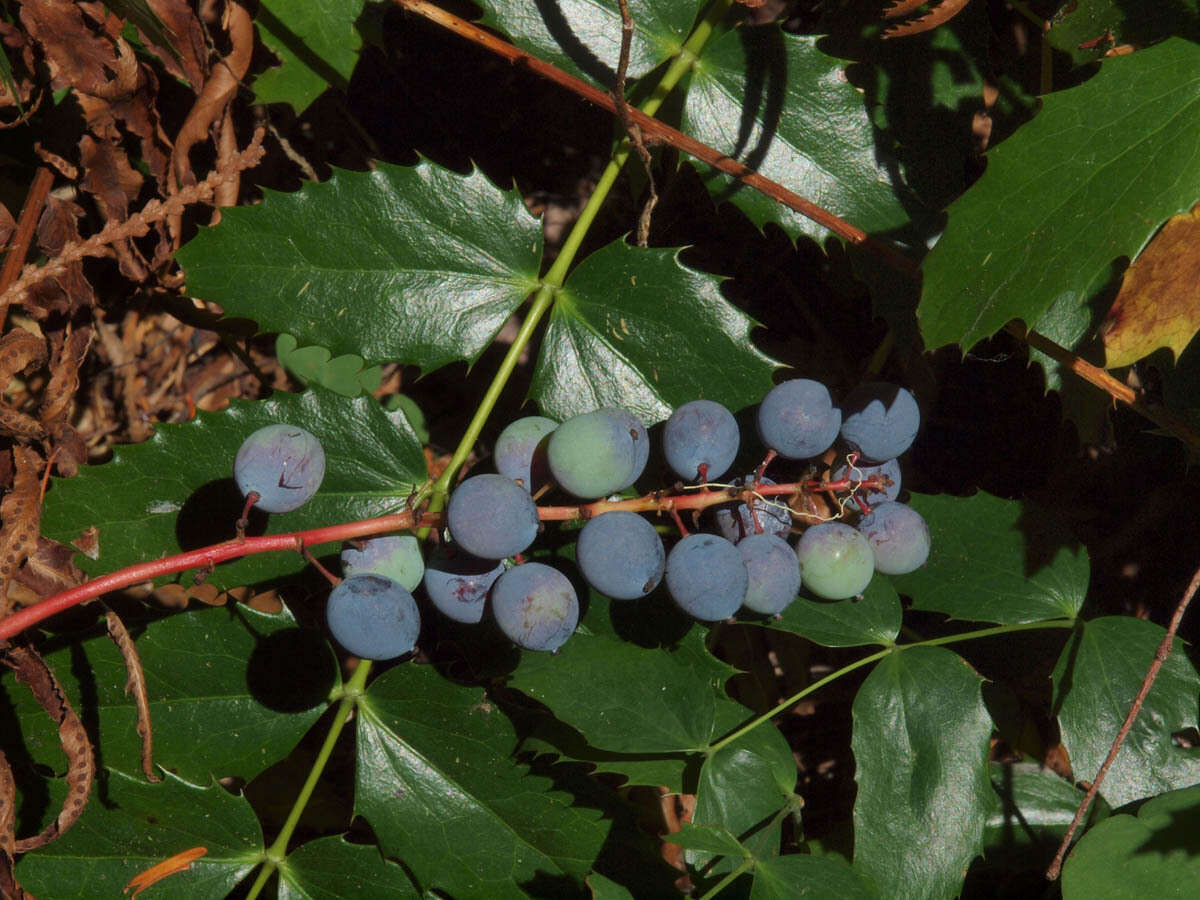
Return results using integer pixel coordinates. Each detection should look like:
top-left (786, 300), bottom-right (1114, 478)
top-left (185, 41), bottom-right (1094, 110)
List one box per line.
top-left (882, 0), bottom-right (973, 38)
top-left (105, 610), bottom-right (161, 782)
top-left (0, 642), bottom-right (95, 853)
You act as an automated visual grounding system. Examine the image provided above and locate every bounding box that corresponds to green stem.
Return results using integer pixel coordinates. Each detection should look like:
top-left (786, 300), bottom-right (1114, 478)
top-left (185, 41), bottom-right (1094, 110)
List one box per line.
top-left (244, 659), bottom-right (374, 900)
top-left (697, 857), bottom-right (756, 900)
top-left (707, 619), bottom-right (1075, 756)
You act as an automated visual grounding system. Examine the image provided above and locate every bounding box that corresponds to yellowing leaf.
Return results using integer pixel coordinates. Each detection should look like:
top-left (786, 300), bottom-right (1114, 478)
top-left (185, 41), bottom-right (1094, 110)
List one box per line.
top-left (1102, 204), bottom-right (1200, 368)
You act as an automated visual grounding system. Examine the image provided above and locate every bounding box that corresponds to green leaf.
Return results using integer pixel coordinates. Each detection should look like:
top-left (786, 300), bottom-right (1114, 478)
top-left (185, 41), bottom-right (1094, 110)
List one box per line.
top-left (773, 574), bottom-right (901, 647)
top-left (690, 726), bottom-right (795, 868)
top-left (275, 334), bottom-right (383, 397)
top-left (1048, 1), bottom-right (1200, 68)
top-left (1, 603), bottom-right (334, 786)
top-left (751, 854), bottom-right (879, 900)
top-left (477, 0), bottom-right (696, 87)
top-left (851, 646), bottom-right (994, 900)
top-left (252, 0), bottom-right (366, 111)
top-left (588, 872), bottom-right (639, 900)
top-left (919, 38), bottom-right (1200, 351)
top-left (982, 762), bottom-right (1087, 850)
top-left (279, 836), bottom-right (419, 898)
top-left (683, 28), bottom-right (912, 242)
top-left (355, 664), bottom-right (609, 898)
top-left (663, 822), bottom-right (747, 858)
top-left (105, 0), bottom-right (179, 67)
top-left (15, 770), bottom-right (262, 899)
top-left (533, 239), bottom-right (779, 422)
top-left (178, 162), bottom-right (543, 371)
top-left (1062, 783), bottom-right (1200, 899)
top-left (41, 389), bottom-right (425, 589)
top-left (1052, 617), bottom-right (1200, 809)
top-left (509, 623), bottom-right (730, 753)
top-left (891, 492), bottom-right (1088, 624)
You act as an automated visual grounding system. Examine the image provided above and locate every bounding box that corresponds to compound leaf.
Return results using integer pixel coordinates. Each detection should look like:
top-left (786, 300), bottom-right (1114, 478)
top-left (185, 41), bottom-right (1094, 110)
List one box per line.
top-left (892, 492), bottom-right (1088, 624)
top-left (355, 664), bottom-right (609, 898)
top-left (774, 574), bottom-right (901, 647)
top-left (920, 38), bottom-right (1200, 351)
top-left (533, 239), bottom-right (779, 423)
top-left (1, 603), bottom-right (334, 786)
top-left (279, 836), bottom-right (419, 899)
top-left (14, 770), bottom-right (262, 899)
top-left (510, 623), bottom-right (729, 754)
top-left (477, 0), bottom-right (695, 88)
top-left (41, 389), bottom-right (425, 590)
top-left (683, 27), bottom-right (913, 243)
top-left (252, 0), bottom-right (366, 111)
top-left (690, 725), bottom-right (796, 867)
top-left (852, 646), bottom-right (994, 900)
top-left (751, 854), bottom-right (878, 899)
top-left (1062, 783), bottom-right (1200, 899)
top-left (179, 162), bottom-right (543, 372)
top-left (1052, 616), bottom-right (1200, 809)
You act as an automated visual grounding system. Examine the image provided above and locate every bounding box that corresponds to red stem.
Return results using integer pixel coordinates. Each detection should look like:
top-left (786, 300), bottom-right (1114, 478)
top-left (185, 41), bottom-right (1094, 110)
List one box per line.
top-left (3, 476), bottom-right (869, 641)
top-left (0, 513), bottom-right (428, 641)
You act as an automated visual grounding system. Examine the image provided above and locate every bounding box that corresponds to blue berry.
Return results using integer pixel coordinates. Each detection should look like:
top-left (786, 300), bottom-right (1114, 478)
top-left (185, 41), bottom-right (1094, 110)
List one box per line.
top-left (666, 533), bottom-right (747, 620)
top-left (839, 383), bottom-right (920, 463)
top-left (341, 535), bottom-right (424, 591)
top-left (446, 474), bottom-right (539, 560)
top-left (738, 533), bottom-right (801, 615)
top-left (663, 400), bottom-right (739, 482)
top-left (713, 474), bottom-right (792, 543)
top-left (234, 424), bottom-right (325, 513)
top-left (326, 574), bottom-right (420, 660)
top-left (423, 546), bottom-right (505, 624)
top-left (795, 522), bottom-right (874, 600)
top-left (576, 511), bottom-right (665, 600)
top-left (831, 458), bottom-right (901, 507)
top-left (491, 562), bottom-right (579, 652)
top-left (599, 407), bottom-right (649, 490)
top-left (494, 416), bottom-right (557, 492)
top-left (547, 410), bottom-right (638, 498)
top-left (857, 501), bottom-right (930, 575)
top-left (757, 379), bottom-right (841, 460)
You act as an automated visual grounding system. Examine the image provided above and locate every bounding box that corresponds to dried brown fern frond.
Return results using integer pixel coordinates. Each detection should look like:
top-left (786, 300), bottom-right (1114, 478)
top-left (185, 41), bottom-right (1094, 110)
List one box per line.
top-left (882, 0), bottom-right (972, 38)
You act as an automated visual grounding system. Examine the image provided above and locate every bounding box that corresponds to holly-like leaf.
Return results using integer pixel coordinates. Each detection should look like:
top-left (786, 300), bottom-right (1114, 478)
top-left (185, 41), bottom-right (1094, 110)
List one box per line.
top-left (178, 162), bottom-right (543, 371)
top-left (14, 769), bottom-right (262, 898)
top-left (1051, 617), bottom-right (1200, 809)
top-left (851, 646), bottom-right (994, 900)
top-left (1062, 783), bottom-right (1200, 899)
top-left (1048, 1), bottom-right (1200, 67)
top-left (279, 836), bottom-right (419, 899)
top-left (355, 664), bottom-right (609, 898)
top-left (751, 854), bottom-right (879, 899)
top-left (690, 726), bottom-right (796, 867)
top-left (919, 38), bottom-right (1200, 351)
top-left (41, 389), bottom-right (425, 589)
top-left (773, 574), bottom-right (901, 647)
top-left (663, 823), bottom-right (747, 858)
top-left (891, 492), bottom-right (1088, 624)
top-left (276, 334), bottom-right (383, 397)
top-left (1100, 204), bottom-right (1200, 367)
top-left (982, 762), bottom-right (1087, 851)
top-left (252, 0), bottom-right (366, 111)
top-left (682, 28), bottom-right (913, 243)
top-left (510, 623), bottom-right (731, 754)
top-left (532, 239), bottom-right (779, 423)
top-left (477, 0), bottom-right (696, 88)
top-left (1, 603), bottom-right (335, 786)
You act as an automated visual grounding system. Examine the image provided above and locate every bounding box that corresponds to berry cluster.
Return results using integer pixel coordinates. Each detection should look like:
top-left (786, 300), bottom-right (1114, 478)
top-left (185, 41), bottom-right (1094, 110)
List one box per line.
top-left (231, 379), bottom-right (929, 660)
